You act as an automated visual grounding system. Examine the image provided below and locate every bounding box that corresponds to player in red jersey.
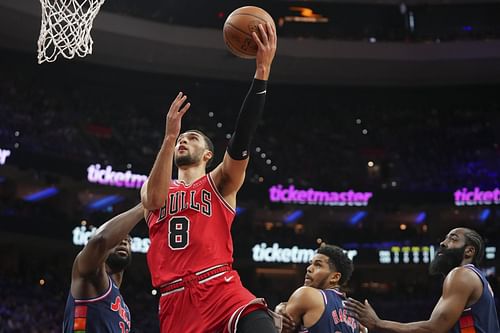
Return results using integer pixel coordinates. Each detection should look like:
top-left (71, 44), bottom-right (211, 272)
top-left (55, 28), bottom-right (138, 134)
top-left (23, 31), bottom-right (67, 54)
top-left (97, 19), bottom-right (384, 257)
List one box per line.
top-left (141, 23), bottom-right (279, 333)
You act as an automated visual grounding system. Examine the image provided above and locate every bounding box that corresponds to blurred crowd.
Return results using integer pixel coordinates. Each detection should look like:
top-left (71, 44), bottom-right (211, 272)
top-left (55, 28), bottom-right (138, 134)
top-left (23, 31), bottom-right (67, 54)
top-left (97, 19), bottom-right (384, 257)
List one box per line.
top-left (1, 52), bottom-right (499, 194)
top-left (101, 0), bottom-right (500, 42)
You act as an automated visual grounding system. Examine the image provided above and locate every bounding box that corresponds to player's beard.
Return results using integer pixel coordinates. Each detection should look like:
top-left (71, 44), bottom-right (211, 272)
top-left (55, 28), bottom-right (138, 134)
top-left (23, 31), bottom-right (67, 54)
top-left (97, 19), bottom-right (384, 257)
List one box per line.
top-left (106, 252), bottom-right (132, 273)
top-left (175, 149), bottom-right (203, 168)
top-left (429, 245), bottom-right (465, 276)
top-left (305, 274), bottom-right (330, 289)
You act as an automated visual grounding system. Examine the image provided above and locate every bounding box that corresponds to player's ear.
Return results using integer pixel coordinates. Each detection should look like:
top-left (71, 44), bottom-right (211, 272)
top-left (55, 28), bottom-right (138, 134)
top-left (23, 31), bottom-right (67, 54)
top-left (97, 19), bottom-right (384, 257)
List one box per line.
top-left (464, 245), bottom-right (475, 260)
top-left (203, 150), bottom-right (213, 163)
top-left (330, 271), bottom-right (341, 285)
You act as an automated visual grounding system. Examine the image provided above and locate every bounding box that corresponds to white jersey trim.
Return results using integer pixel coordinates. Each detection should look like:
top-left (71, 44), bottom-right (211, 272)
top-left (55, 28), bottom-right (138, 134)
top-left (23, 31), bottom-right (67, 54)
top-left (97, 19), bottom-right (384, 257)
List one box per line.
top-left (207, 172), bottom-right (236, 214)
top-left (196, 263), bottom-right (227, 275)
top-left (319, 289), bottom-right (328, 305)
top-left (74, 275), bottom-right (114, 303)
top-left (146, 210), bottom-right (154, 227)
top-left (161, 287), bottom-right (184, 297)
top-left (199, 271), bottom-right (227, 284)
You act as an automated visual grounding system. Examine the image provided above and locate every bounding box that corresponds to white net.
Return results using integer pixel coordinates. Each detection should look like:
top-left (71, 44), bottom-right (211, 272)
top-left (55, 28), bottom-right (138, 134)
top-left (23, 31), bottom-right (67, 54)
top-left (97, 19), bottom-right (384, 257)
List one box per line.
top-left (37, 0), bottom-right (106, 64)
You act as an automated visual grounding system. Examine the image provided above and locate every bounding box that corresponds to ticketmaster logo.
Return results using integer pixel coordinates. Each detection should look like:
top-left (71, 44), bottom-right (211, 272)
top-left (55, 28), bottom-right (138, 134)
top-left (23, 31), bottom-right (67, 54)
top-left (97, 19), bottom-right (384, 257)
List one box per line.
top-left (252, 243), bottom-right (358, 264)
top-left (87, 164), bottom-right (147, 189)
top-left (72, 226), bottom-right (150, 253)
top-left (269, 185), bottom-right (373, 206)
top-left (454, 187), bottom-right (500, 206)
top-left (252, 243), bottom-right (315, 263)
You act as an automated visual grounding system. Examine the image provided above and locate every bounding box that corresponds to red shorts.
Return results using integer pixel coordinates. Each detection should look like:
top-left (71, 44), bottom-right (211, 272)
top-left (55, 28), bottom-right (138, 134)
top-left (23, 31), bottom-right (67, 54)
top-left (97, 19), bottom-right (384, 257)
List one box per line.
top-left (158, 265), bottom-right (266, 333)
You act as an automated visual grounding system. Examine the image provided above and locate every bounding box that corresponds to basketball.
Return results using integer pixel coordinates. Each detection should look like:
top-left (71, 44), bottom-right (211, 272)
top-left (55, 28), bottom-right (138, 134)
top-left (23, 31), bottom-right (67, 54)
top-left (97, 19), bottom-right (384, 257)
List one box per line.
top-left (223, 6), bottom-right (276, 59)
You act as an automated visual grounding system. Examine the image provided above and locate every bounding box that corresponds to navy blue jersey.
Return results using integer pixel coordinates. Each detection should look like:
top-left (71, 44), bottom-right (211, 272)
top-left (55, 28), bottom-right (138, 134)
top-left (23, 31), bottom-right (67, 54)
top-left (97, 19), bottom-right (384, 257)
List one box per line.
top-left (450, 264), bottom-right (500, 333)
top-left (301, 289), bottom-right (360, 333)
top-left (63, 275), bottom-right (131, 333)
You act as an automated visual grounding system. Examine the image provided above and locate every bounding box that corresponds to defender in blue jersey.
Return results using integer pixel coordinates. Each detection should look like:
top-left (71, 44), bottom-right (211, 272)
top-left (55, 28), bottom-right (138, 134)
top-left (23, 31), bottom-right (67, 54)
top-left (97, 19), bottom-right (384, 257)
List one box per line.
top-left (346, 227), bottom-right (500, 333)
top-left (277, 245), bottom-right (365, 333)
top-left (63, 204), bottom-right (143, 333)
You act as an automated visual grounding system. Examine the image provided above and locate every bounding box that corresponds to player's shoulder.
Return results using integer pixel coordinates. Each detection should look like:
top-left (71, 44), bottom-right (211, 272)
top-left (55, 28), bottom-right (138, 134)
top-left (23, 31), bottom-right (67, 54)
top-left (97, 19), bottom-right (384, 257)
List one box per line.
top-left (447, 265), bottom-right (479, 280)
top-left (289, 286), bottom-right (325, 312)
top-left (444, 265), bottom-right (481, 291)
top-left (291, 286), bottom-right (323, 302)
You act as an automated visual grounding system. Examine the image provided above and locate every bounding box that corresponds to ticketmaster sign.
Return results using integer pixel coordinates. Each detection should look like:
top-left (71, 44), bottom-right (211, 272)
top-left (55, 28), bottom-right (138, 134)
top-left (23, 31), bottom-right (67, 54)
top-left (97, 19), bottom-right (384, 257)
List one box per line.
top-left (72, 226), bottom-right (150, 253)
top-left (454, 187), bottom-right (500, 206)
top-left (87, 164), bottom-right (147, 189)
top-left (269, 185), bottom-right (373, 206)
top-left (252, 243), bottom-right (358, 264)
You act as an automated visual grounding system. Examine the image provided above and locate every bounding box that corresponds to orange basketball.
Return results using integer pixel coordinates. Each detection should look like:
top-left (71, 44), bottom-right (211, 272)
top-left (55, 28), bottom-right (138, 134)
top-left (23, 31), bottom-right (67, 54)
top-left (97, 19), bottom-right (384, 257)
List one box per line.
top-left (223, 6), bottom-right (275, 59)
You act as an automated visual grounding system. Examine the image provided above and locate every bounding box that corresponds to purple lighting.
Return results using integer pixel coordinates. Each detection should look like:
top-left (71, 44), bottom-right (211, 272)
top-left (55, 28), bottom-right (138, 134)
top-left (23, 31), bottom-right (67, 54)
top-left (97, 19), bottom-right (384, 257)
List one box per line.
top-left (415, 212), bottom-right (426, 224)
top-left (454, 187), bottom-right (500, 206)
top-left (350, 211), bottom-right (367, 225)
top-left (24, 187), bottom-right (59, 202)
top-left (269, 185), bottom-right (373, 206)
top-left (284, 210), bottom-right (304, 224)
top-left (87, 195), bottom-right (124, 211)
top-left (479, 209), bottom-right (490, 222)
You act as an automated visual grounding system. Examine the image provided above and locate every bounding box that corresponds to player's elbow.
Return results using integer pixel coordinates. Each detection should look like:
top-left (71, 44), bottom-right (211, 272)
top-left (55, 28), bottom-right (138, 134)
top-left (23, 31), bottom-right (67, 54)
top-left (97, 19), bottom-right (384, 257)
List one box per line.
top-left (86, 233), bottom-right (108, 252)
top-left (141, 181), bottom-right (165, 210)
top-left (142, 193), bottom-right (164, 211)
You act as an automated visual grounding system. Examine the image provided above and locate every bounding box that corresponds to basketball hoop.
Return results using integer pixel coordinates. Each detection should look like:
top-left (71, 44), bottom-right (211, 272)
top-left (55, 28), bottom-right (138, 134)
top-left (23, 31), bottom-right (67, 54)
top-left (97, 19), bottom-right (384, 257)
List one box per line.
top-left (37, 0), bottom-right (105, 64)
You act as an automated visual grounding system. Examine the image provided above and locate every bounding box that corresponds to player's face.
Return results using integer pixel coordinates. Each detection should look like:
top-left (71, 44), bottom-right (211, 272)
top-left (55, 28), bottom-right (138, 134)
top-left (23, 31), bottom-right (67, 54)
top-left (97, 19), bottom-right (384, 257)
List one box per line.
top-left (106, 236), bottom-right (132, 273)
top-left (429, 228), bottom-right (467, 275)
top-left (174, 132), bottom-right (208, 167)
top-left (304, 254), bottom-right (338, 289)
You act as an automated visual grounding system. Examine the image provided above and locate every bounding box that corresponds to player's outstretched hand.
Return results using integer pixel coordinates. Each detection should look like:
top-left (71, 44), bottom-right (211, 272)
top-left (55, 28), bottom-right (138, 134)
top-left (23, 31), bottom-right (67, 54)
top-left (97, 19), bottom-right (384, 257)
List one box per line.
top-left (345, 298), bottom-right (380, 331)
top-left (165, 92), bottom-right (190, 141)
top-left (252, 22), bottom-right (277, 80)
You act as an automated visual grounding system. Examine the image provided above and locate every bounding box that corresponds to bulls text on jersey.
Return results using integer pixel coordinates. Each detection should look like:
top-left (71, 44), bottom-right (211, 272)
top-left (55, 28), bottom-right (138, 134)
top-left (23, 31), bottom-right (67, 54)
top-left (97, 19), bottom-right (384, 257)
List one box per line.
top-left (157, 189), bottom-right (212, 222)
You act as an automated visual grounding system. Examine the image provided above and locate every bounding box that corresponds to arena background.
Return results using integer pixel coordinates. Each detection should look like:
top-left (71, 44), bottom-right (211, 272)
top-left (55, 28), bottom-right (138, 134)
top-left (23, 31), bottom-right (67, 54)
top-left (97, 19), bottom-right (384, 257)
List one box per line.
top-left (0, 0), bottom-right (499, 331)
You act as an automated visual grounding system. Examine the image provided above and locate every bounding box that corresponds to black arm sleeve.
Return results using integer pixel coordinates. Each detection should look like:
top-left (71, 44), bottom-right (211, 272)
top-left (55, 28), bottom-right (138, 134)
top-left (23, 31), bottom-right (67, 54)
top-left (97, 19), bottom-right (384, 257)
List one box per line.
top-left (227, 78), bottom-right (268, 160)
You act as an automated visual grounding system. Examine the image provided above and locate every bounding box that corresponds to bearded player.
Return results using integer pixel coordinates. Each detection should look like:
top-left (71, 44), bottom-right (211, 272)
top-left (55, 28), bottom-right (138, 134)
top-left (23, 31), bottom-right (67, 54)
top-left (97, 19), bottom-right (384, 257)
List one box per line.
top-left (346, 227), bottom-right (500, 333)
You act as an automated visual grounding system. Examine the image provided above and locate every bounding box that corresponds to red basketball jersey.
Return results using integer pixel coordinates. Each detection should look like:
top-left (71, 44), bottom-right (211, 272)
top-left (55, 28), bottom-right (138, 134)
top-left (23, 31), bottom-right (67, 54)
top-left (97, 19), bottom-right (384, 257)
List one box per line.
top-left (146, 173), bottom-right (236, 287)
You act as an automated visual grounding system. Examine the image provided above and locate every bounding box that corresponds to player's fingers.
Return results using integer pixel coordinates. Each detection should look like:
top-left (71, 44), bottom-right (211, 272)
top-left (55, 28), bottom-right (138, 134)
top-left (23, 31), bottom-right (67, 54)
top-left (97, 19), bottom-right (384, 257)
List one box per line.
top-left (346, 309), bottom-right (360, 321)
top-left (179, 102), bottom-right (191, 115)
top-left (173, 95), bottom-right (187, 111)
top-left (252, 31), bottom-right (265, 50)
top-left (171, 92), bottom-right (183, 104)
top-left (268, 23), bottom-right (277, 47)
top-left (177, 95), bottom-right (187, 106)
top-left (168, 95), bottom-right (179, 112)
top-left (169, 93), bottom-right (184, 112)
top-left (345, 302), bottom-right (362, 313)
top-left (281, 314), bottom-right (296, 332)
top-left (347, 297), bottom-right (364, 307)
top-left (344, 303), bottom-right (357, 311)
top-left (258, 23), bottom-right (269, 44)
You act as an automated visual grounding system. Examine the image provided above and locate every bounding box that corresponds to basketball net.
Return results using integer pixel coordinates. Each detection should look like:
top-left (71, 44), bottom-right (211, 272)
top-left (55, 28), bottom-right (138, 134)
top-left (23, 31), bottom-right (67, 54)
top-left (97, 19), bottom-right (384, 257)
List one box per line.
top-left (37, 0), bottom-right (105, 64)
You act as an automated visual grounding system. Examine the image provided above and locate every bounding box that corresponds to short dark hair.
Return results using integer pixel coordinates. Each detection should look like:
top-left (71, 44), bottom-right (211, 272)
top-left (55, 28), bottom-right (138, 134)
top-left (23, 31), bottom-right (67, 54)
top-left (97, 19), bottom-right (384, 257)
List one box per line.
top-left (463, 228), bottom-right (485, 266)
top-left (317, 244), bottom-right (354, 286)
top-left (184, 129), bottom-right (215, 168)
